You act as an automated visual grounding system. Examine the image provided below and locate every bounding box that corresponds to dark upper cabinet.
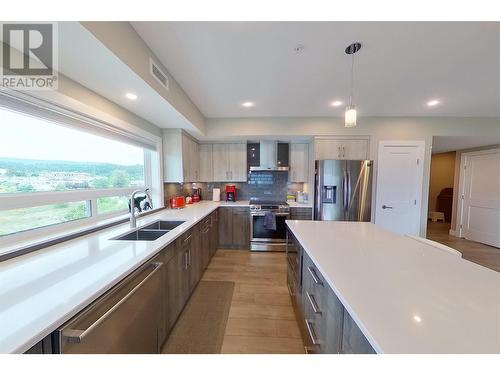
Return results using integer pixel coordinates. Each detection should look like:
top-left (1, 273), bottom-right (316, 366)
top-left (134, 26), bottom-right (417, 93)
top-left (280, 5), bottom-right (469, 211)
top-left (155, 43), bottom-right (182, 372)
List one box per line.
top-left (277, 142), bottom-right (289, 168)
top-left (247, 142), bottom-right (260, 168)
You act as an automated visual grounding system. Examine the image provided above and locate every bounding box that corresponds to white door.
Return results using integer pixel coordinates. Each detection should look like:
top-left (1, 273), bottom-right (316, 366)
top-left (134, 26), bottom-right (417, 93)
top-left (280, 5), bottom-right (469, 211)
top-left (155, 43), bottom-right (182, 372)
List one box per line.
top-left (460, 149), bottom-right (500, 247)
top-left (375, 141), bottom-right (425, 236)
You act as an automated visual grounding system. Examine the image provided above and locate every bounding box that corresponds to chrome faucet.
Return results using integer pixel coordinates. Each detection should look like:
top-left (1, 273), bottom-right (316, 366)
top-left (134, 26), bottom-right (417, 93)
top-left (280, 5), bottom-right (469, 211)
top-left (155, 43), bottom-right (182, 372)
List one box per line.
top-left (129, 188), bottom-right (153, 228)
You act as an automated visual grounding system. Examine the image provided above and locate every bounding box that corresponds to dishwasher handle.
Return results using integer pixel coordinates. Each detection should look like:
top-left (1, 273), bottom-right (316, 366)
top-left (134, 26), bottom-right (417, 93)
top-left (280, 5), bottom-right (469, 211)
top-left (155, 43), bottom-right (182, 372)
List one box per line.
top-left (62, 261), bottom-right (163, 344)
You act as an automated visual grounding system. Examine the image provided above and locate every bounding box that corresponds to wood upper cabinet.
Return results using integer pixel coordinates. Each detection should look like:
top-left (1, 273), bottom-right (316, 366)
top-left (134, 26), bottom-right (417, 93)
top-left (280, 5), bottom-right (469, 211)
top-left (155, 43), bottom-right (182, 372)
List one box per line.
top-left (198, 143), bottom-right (213, 182)
top-left (212, 143), bottom-right (247, 182)
top-left (315, 137), bottom-right (369, 160)
top-left (163, 129), bottom-right (200, 182)
top-left (229, 143), bottom-right (247, 181)
top-left (289, 143), bottom-right (309, 182)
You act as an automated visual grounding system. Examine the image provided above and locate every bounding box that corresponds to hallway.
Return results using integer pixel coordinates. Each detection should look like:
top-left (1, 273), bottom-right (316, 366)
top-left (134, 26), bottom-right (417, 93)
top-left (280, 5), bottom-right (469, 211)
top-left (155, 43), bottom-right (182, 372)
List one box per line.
top-left (426, 221), bottom-right (500, 272)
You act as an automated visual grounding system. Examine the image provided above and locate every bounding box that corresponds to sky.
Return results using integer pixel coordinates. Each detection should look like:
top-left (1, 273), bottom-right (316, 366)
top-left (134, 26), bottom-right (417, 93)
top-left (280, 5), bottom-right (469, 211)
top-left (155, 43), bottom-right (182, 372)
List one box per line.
top-left (0, 107), bottom-right (144, 166)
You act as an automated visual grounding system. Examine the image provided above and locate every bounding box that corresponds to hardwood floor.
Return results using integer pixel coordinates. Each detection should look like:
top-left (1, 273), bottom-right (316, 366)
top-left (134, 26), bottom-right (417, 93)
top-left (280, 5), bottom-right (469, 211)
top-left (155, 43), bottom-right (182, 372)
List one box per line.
top-left (426, 221), bottom-right (500, 272)
top-left (201, 249), bottom-right (304, 354)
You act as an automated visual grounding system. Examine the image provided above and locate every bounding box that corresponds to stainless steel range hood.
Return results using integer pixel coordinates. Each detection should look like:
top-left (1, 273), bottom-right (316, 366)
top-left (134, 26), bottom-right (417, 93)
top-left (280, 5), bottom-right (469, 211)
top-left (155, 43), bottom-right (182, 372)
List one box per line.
top-left (249, 141), bottom-right (289, 171)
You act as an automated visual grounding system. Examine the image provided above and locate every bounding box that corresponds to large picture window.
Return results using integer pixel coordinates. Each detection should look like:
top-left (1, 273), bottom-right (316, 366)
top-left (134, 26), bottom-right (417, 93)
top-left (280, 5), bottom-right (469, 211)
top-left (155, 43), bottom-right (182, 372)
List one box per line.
top-left (0, 94), bottom-right (162, 246)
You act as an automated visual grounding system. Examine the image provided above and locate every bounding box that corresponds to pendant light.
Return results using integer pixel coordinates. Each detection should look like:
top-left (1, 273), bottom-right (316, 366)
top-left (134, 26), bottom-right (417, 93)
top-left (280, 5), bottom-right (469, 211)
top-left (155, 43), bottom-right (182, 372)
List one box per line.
top-left (345, 42), bottom-right (361, 128)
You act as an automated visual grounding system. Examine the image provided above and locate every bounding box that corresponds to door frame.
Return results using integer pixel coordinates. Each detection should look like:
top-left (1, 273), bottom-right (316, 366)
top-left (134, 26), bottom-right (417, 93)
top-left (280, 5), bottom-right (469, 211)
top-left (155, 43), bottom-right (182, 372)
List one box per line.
top-left (375, 140), bottom-right (425, 235)
top-left (456, 147), bottom-right (500, 238)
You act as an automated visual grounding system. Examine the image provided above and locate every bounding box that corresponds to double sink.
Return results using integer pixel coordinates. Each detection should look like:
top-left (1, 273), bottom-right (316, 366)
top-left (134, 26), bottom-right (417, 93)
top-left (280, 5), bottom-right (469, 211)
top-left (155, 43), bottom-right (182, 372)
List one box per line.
top-left (111, 220), bottom-right (185, 241)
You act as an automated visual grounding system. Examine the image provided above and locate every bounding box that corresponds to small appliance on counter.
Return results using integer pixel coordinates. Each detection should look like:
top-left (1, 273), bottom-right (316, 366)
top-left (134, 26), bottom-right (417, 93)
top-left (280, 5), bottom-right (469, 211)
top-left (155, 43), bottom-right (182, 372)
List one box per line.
top-left (192, 187), bottom-right (202, 202)
top-left (296, 191), bottom-right (308, 203)
top-left (226, 185), bottom-right (237, 202)
top-left (212, 188), bottom-right (221, 202)
top-left (169, 196), bottom-right (186, 209)
top-left (186, 196), bottom-right (193, 204)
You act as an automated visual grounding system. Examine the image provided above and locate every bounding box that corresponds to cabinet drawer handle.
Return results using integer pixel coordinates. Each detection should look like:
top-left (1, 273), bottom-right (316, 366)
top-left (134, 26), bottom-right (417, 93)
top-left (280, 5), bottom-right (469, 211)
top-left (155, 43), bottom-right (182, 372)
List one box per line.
top-left (307, 266), bottom-right (323, 286)
top-left (305, 319), bottom-right (319, 346)
top-left (183, 234), bottom-right (192, 244)
top-left (304, 346), bottom-right (315, 354)
top-left (306, 292), bottom-right (321, 314)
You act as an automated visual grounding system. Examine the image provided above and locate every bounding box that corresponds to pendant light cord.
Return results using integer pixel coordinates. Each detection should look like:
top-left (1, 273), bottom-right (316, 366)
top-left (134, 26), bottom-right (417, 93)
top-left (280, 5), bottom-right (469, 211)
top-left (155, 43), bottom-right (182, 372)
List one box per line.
top-left (349, 53), bottom-right (355, 108)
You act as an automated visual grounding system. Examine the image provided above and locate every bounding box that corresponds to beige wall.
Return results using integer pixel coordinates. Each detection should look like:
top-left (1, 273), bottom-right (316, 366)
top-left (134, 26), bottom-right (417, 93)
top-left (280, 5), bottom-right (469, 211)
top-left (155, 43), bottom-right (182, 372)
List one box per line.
top-left (428, 152), bottom-right (456, 214)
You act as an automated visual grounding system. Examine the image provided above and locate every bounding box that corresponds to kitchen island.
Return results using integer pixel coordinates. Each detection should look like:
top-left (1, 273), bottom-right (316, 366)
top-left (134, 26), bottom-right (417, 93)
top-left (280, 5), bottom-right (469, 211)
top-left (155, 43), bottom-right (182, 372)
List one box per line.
top-left (286, 220), bottom-right (500, 354)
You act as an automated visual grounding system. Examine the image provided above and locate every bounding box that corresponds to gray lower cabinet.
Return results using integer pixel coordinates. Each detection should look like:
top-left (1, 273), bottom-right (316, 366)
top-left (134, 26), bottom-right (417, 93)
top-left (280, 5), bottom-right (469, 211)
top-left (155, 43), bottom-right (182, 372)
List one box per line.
top-left (165, 240), bottom-right (190, 334)
top-left (218, 206), bottom-right (250, 249)
top-left (291, 241), bottom-right (375, 354)
top-left (290, 207), bottom-right (312, 220)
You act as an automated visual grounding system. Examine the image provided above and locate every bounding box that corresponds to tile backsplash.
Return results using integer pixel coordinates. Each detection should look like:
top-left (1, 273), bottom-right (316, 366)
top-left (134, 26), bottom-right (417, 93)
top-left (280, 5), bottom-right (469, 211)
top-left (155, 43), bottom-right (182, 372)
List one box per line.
top-left (164, 171), bottom-right (305, 205)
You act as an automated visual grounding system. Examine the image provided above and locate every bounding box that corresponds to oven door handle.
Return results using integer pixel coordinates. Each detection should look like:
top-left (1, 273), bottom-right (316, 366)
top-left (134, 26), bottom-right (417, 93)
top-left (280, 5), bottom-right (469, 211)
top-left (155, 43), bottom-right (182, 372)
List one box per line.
top-left (251, 212), bottom-right (290, 217)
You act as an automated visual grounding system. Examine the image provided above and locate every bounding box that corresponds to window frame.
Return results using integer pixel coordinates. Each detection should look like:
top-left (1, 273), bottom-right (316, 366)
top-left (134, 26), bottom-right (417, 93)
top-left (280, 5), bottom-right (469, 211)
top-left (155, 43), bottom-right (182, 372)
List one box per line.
top-left (0, 92), bottom-right (164, 248)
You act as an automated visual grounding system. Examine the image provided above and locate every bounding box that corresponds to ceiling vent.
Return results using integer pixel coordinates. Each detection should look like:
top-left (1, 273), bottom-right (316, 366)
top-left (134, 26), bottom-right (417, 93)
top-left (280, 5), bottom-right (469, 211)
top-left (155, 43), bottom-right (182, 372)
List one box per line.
top-left (150, 58), bottom-right (169, 90)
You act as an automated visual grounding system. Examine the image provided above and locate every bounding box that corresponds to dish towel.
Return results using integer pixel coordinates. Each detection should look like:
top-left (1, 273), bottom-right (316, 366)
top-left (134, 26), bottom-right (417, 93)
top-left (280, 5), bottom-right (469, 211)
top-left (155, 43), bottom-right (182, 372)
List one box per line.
top-left (263, 211), bottom-right (277, 231)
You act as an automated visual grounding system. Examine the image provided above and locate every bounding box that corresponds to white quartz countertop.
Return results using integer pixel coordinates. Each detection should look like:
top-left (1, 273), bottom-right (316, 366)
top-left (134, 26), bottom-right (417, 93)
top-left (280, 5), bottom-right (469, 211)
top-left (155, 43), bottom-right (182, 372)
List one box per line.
top-left (0, 201), bottom-right (223, 353)
top-left (286, 221), bottom-right (500, 354)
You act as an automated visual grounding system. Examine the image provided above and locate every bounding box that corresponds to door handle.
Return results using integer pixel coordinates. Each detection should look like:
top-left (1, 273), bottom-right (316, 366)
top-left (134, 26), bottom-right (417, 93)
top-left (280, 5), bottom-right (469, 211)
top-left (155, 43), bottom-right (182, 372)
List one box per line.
top-left (382, 205), bottom-right (393, 209)
top-left (342, 146), bottom-right (345, 158)
top-left (337, 146), bottom-right (341, 158)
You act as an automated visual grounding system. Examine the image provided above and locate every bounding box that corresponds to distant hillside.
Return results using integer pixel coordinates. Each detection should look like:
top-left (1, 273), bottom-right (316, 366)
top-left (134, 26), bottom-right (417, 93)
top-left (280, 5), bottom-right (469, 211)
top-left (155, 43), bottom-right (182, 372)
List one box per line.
top-left (0, 157), bottom-right (143, 179)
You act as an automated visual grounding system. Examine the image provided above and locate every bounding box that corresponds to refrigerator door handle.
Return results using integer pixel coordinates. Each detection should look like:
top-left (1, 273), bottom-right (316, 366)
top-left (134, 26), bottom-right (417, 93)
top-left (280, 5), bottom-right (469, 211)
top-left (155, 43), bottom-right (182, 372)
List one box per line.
top-left (342, 168), bottom-right (348, 213)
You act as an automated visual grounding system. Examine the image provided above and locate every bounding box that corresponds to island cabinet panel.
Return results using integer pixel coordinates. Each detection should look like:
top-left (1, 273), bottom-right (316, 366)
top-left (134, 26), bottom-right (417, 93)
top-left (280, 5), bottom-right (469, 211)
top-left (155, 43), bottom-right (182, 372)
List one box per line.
top-left (341, 311), bottom-right (376, 354)
top-left (296, 250), bottom-right (375, 354)
top-left (218, 206), bottom-right (250, 249)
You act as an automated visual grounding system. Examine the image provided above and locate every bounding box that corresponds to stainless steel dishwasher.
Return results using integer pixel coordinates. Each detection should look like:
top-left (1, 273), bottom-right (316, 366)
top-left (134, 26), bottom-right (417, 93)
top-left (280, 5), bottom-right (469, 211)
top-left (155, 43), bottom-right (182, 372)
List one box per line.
top-left (53, 258), bottom-right (163, 354)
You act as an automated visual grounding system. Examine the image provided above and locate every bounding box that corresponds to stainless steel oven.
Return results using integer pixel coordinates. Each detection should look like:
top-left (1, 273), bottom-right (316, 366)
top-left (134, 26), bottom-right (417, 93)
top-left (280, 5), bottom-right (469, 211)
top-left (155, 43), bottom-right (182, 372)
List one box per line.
top-left (249, 200), bottom-right (290, 252)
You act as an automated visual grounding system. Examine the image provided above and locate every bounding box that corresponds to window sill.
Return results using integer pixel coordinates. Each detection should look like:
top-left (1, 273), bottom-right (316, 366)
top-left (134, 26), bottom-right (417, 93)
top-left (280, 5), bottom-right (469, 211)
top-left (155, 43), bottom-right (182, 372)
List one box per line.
top-left (0, 207), bottom-right (164, 262)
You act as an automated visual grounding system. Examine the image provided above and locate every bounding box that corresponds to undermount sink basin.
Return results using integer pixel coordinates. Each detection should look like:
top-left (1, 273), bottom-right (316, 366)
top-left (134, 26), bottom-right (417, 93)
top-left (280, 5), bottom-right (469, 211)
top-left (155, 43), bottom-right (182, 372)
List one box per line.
top-left (111, 220), bottom-right (185, 241)
top-left (142, 220), bottom-right (185, 231)
top-left (112, 229), bottom-right (169, 241)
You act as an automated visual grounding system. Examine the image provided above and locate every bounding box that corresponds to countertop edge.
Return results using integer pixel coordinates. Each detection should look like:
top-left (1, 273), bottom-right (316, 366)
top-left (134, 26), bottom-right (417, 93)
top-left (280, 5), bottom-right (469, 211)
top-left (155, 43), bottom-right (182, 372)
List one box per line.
top-left (286, 221), bottom-right (383, 354)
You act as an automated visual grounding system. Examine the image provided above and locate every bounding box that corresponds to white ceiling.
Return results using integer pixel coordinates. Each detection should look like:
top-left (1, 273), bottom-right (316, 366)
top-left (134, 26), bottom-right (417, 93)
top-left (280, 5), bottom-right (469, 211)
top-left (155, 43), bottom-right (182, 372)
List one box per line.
top-left (432, 136), bottom-right (500, 154)
top-left (132, 22), bottom-right (500, 118)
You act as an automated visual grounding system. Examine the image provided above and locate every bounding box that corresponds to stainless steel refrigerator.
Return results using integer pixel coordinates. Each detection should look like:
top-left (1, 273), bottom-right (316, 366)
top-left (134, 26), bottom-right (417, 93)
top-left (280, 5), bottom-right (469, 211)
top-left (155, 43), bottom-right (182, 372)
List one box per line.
top-left (314, 159), bottom-right (373, 221)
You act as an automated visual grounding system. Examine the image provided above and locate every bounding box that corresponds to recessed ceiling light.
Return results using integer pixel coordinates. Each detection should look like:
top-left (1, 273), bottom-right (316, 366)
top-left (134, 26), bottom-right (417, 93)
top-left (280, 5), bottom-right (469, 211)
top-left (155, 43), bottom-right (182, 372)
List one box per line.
top-left (413, 315), bottom-right (422, 323)
top-left (125, 92), bottom-right (138, 100)
top-left (330, 100), bottom-right (343, 107)
top-left (241, 101), bottom-right (255, 108)
top-left (426, 99), bottom-right (440, 107)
